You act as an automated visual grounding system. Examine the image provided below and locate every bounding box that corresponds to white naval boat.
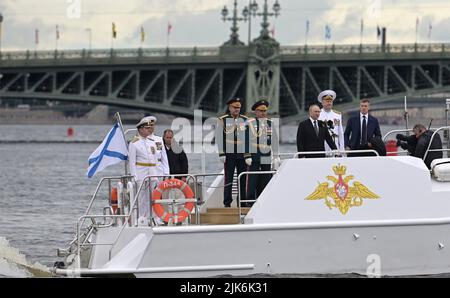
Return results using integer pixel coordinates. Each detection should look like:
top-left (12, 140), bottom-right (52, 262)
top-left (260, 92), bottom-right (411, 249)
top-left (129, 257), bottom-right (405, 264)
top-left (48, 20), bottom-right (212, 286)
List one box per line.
top-left (53, 127), bottom-right (450, 277)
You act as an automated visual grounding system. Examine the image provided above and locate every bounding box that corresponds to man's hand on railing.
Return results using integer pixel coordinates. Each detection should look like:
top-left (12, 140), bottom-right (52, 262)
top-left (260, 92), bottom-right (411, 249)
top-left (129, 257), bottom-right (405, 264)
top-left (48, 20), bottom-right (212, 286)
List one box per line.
top-left (272, 157), bottom-right (281, 170)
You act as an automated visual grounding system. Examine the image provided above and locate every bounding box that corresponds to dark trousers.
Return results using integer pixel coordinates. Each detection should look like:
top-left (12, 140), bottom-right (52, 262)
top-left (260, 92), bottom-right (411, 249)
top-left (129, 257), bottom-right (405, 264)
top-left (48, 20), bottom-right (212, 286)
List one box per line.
top-left (246, 157), bottom-right (272, 204)
top-left (223, 155), bottom-right (247, 207)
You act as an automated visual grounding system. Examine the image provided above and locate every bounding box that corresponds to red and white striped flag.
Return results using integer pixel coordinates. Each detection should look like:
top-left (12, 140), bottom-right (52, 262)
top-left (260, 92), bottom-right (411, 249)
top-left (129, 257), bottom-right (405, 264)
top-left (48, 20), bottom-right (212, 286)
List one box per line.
top-left (428, 21), bottom-right (432, 39)
top-left (56, 25), bottom-right (60, 40)
top-left (167, 22), bottom-right (172, 35)
top-left (270, 25), bottom-right (275, 38)
top-left (35, 29), bottom-right (39, 45)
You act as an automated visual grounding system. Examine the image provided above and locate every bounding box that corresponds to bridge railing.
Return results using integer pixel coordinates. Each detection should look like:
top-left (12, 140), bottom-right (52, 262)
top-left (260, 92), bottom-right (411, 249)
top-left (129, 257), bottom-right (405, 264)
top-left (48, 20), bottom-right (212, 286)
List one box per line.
top-left (0, 47), bottom-right (220, 61)
top-left (0, 43), bottom-right (449, 62)
top-left (280, 43), bottom-right (450, 56)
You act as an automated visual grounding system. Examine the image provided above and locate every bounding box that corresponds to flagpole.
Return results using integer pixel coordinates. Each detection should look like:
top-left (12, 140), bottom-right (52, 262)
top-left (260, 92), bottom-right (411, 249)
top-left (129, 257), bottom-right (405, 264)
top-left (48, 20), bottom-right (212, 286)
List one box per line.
top-left (55, 25), bottom-right (58, 52)
top-left (415, 17), bottom-right (419, 45)
top-left (114, 112), bottom-right (129, 175)
top-left (404, 95), bottom-right (409, 134)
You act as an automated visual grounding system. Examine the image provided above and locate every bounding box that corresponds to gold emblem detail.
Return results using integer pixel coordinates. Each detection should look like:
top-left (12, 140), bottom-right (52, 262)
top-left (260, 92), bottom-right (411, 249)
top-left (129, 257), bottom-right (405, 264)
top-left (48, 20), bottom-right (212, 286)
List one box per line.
top-left (305, 164), bottom-right (380, 215)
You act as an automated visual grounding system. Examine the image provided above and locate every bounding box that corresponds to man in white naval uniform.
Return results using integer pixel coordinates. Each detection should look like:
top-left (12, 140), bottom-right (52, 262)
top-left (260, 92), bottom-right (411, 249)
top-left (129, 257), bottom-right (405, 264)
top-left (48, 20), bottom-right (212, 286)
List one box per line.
top-left (128, 116), bottom-right (169, 224)
top-left (318, 90), bottom-right (345, 156)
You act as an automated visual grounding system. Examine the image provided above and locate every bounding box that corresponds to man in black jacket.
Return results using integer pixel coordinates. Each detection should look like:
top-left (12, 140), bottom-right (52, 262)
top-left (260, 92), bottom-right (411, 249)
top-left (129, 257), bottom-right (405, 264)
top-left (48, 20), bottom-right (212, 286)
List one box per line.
top-left (296, 104), bottom-right (337, 158)
top-left (163, 129), bottom-right (189, 178)
top-left (411, 124), bottom-right (443, 169)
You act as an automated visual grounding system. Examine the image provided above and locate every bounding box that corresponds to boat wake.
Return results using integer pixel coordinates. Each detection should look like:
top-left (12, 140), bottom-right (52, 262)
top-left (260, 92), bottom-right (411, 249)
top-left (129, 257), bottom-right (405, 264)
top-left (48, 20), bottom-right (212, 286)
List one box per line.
top-left (0, 237), bottom-right (51, 278)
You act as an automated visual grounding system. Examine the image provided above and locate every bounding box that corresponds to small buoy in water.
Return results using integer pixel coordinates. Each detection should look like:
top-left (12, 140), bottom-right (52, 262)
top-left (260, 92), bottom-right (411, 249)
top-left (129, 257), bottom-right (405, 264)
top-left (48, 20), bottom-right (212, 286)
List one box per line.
top-left (67, 127), bottom-right (74, 137)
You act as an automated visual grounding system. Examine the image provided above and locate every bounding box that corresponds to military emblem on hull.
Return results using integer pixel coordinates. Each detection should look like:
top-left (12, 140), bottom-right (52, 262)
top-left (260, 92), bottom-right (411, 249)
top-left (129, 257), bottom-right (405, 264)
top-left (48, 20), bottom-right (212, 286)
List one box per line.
top-left (305, 164), bottom-right (380, 215)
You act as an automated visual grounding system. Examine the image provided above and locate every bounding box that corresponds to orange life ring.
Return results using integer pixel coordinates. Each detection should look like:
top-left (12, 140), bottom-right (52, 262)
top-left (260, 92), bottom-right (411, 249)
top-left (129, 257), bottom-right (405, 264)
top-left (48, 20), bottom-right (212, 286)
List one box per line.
top-left (151, 178), bottom-right (195, 224)
top-left (110, 187), bottom-right (118, 214)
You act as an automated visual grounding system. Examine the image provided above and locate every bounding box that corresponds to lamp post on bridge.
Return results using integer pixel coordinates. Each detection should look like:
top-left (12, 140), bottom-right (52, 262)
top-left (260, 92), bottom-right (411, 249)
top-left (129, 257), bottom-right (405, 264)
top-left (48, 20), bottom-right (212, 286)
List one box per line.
top-left (252, 0), bottom-right (280, 40)
top-left (245, 0), bottom-right (281, 115)
top-left (221, 0), bottom-right (248, 46)
top-left (85, 28), bottom-right (92, 54)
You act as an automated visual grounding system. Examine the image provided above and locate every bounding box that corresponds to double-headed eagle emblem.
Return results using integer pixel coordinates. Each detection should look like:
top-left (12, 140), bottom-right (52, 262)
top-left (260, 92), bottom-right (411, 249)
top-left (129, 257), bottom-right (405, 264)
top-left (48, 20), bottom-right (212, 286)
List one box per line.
top-left (305, 164), bottom-right (379, 215)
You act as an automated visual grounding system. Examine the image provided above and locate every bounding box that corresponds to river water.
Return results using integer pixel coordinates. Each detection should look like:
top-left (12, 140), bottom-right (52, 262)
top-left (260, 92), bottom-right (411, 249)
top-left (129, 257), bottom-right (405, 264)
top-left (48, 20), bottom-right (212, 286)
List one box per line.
top-left (0, 123), bottom-right (439, 278)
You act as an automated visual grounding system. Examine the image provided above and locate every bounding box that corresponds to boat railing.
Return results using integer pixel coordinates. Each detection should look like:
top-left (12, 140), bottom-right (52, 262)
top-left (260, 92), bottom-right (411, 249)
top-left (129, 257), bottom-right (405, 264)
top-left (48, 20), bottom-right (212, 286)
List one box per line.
top-left (107, 173), bottom-right (223, 259)
top-left (382, 128), bottom-right (413, 142)
top-left (292, 149), bottom-right (379, 158)
top-left (237, 171), bottom-right (276, 223)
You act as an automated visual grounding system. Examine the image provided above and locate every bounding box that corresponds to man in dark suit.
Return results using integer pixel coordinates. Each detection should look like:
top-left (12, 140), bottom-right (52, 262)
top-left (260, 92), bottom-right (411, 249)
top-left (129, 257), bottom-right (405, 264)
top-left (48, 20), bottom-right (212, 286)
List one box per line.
top-left (296, 104), bottom-right (337, 158)
top-left (344, 98), bottom-right (382, 156)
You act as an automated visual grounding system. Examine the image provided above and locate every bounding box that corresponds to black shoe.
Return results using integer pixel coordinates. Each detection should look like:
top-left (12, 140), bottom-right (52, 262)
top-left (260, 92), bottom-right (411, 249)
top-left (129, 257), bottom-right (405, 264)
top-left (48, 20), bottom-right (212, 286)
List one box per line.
top-left (224, 204), bottom-right (231, 208)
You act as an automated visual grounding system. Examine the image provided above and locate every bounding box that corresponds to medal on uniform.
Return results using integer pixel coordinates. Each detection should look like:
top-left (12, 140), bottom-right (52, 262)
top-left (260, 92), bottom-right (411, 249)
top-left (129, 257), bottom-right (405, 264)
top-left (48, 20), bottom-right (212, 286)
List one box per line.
top-left (155, 142), bottom-right (162, 150)
top-left (151, 147), bottom-right (156, 154)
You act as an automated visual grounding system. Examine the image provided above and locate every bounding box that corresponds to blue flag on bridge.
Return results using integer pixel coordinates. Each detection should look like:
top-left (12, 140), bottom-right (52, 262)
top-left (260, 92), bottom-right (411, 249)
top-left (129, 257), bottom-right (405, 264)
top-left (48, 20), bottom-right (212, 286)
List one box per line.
top-left (325, 25), bottom-right (331, 40)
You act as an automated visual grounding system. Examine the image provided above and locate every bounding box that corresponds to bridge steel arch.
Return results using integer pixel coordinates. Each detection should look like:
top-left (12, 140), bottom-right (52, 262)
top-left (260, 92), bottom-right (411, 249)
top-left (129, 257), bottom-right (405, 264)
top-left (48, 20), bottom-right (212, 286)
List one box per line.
top-left (1, 44), bottom-right (450, 120)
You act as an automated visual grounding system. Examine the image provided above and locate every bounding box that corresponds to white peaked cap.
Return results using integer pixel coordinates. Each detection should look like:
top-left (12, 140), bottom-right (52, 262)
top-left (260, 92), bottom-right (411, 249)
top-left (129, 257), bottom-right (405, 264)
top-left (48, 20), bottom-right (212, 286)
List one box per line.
top-left (317, 90), bottom-right (336, 103)
top-left (136, 115), bottom-right (157, 128)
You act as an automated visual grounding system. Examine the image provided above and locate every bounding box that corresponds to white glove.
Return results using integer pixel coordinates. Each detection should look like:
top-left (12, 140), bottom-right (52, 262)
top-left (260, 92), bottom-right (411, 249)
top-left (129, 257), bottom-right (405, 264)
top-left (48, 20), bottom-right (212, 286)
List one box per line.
top-left (272, 157), bottom-right (281, 170)
top-left (245, 158), bottom-right (252, 166)
top-left (219, 156), bottom-right (226, 163)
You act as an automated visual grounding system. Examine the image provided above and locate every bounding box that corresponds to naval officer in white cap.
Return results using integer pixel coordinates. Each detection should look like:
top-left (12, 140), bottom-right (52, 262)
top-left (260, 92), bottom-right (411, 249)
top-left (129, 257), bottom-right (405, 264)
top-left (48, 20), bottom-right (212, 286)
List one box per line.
top-left (318, 90), bottom-right (345, 156)
top-left (128, 116), bottom-right (169, 223)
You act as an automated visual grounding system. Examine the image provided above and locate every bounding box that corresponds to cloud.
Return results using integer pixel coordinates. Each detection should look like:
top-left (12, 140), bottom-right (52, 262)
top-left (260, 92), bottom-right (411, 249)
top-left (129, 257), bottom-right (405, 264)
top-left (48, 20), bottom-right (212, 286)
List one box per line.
top-left (0, 0), bottom-right (449, 51)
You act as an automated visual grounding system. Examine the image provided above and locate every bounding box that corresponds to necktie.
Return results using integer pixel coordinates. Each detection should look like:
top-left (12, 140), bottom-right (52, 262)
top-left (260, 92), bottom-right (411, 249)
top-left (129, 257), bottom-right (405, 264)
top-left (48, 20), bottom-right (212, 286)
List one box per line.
top-left (313, 120), bottom-right (319, 136)
top-left (361, 115), bottom-right (367, 145)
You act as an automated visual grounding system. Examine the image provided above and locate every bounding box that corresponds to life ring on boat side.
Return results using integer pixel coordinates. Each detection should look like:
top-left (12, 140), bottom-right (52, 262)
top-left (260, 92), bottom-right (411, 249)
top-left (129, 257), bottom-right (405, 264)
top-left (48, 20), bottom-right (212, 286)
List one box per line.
top-left (151, 178), bottom-right (195, 224)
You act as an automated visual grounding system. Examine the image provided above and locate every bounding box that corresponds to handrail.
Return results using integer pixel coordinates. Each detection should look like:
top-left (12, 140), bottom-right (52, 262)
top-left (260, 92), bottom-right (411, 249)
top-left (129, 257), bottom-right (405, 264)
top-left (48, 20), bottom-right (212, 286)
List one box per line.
top-left (237, 170), bottom-right (277, 224)
top-left (382, 129), bottom-right (413, 142)
top-left (108, 174), bottom-right (197, 260)
top-left (292, 149), bottom-right (379, 158)
top-left (2, 43), bottom-right (449, 62)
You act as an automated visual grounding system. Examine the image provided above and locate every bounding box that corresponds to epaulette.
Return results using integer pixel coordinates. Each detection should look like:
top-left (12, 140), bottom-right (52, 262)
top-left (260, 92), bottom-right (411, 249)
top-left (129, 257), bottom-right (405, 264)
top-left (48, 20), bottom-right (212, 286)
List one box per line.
top-left (247, 118), bottom-right (256, 122)
top-left (332, 109), bottom-right (341, 115)
top-left (218, 114), bottom-right (229, 120)
top-left (131, 135), bottom-right (140, 143)
top-left (240, 114), bottom-right (249, 119)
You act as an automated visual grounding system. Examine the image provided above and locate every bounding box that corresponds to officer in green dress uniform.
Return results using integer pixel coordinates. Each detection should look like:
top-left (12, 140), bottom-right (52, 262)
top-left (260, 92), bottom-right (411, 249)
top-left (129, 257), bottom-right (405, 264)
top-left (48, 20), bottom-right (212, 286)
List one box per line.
top-left (246, 100), bottom-right (278, 205)
top-left (216, 97), bottom-right (250, 207)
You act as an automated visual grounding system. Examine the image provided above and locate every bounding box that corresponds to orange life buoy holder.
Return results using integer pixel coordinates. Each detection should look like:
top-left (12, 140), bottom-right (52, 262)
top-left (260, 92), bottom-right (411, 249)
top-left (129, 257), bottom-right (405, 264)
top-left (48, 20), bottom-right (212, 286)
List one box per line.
top-left (151, 178), bottom-right (195, 224)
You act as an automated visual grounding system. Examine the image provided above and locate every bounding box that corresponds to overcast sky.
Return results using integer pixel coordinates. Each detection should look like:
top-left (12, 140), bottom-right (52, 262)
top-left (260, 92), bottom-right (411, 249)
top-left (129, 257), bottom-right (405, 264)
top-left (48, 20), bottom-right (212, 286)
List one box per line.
top-left (0, 0), bottom-right (449, 51)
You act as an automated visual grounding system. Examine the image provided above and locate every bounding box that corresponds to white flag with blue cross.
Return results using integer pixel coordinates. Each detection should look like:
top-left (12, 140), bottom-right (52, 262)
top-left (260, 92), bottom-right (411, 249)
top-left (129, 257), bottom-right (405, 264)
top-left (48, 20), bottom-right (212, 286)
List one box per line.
top-left (87, 123), bottom-right (128, 178)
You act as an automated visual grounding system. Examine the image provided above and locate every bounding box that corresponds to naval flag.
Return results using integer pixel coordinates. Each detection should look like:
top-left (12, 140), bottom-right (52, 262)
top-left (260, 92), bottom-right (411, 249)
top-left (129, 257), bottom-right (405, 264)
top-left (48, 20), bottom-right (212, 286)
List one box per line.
top-left (87, 123), bottom-right (128, 178)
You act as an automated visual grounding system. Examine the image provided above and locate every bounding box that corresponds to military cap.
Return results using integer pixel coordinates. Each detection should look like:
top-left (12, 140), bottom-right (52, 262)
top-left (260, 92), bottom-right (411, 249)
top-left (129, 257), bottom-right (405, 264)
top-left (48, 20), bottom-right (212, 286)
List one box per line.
top-left (317, 90), bottom-right (337, 103)
top-left (251, 99), bottom-right (269, 111)
top-left (226, 97), bottom-right (242, 108)
top-left (136, 115), bottom-right (157, 128)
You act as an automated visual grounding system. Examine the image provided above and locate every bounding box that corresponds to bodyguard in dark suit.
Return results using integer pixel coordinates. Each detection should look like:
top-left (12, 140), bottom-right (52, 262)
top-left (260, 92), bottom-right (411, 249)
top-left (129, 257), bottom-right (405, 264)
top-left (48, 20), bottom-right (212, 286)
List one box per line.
top-left (344, 98), bottom-right (382, 156)
top-left (296, 104), bottom-right (337, 158)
